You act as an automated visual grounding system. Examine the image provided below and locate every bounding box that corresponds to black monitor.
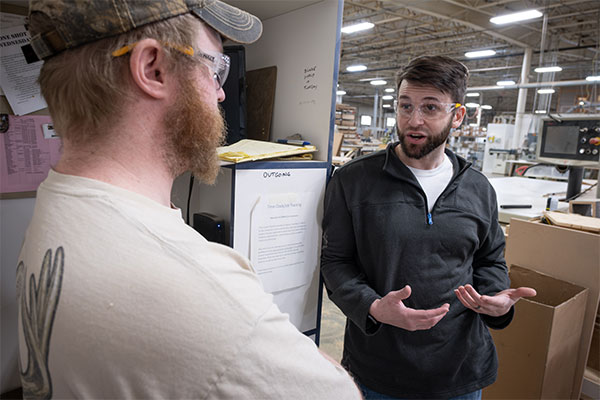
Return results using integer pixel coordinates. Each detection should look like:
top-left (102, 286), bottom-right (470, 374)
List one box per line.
top-left (221, 45), bottom-right (247, 145)
top-left (536, 115), bottom-right (600, 199)
top-left (537, 115), bottom-right (600, 166)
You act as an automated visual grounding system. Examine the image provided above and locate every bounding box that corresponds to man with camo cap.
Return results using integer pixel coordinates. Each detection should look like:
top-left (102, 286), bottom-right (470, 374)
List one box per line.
top-left (15, 1), bottom-right (362, 398)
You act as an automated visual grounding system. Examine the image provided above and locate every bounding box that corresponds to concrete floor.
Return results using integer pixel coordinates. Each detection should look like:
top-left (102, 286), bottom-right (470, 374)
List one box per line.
top-left (318, 288), bottom-right (345, 362)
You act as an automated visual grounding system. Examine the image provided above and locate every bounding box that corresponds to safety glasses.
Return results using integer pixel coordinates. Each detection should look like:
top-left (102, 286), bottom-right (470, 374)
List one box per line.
top-left (112, 42), bottom-right (230, 90)
top-left (397, 101), bottom-right (462, 120)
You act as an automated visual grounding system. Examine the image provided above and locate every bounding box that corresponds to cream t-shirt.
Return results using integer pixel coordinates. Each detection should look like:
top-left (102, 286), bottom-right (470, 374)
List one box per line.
top-left (16, 170), bottom-right (360, 399)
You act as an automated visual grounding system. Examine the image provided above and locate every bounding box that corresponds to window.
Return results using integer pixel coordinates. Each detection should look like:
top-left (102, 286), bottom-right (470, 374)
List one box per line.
top-left (360, 115), bottom-right (372, 126)
top-left (386, 117), bottom-right (396, 127)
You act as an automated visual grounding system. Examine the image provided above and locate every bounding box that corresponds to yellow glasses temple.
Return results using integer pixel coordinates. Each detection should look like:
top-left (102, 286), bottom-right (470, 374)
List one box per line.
top-left (111, 42), bottom-right (194, 58)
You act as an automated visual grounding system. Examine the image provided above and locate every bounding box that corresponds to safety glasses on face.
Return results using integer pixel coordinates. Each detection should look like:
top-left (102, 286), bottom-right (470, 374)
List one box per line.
top-left (112, 42), bottom-right (230, 90)
top-left (397, 101), bottom-right (462, 120)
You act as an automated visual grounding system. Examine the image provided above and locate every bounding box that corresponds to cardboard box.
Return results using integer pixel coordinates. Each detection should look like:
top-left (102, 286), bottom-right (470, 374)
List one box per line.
top-left (589, 321), bottom-right (599, 371)
top-left (504, 219), bottom-right (600, 398)
top-left (484, 265), bottom-right (588, 399)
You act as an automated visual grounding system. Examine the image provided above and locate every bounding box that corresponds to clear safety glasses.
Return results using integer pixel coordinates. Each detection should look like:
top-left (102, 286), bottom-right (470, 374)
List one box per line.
top-left (397, 101), bottom-right (462, 120)
top-left (112, 42), bottom-right (230, 90)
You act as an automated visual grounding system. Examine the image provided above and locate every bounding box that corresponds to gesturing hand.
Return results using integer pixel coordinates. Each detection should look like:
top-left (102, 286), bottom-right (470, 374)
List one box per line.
top-left (454, 284), bottom-right (537, 317)
top-left (369, 285), bottom-right (450, 331)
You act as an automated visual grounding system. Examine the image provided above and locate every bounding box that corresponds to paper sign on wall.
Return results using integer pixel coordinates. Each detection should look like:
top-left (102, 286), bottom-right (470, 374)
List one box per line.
top-left (0, 24), bottom-right (47, 115)
top-left (249, 192), bottom-right (318, 293)
top-left (0, 115), bottom-right (60, 194)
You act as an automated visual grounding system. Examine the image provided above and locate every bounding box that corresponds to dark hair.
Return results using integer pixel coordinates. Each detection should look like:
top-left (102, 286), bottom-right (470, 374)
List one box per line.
top-left (395, 56), bottom-right (469, 104)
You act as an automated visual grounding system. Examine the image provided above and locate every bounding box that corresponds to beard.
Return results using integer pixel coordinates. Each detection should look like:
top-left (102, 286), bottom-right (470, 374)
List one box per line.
top-left (398, 118), bottom-right (453, 159)
top-left (163, 77), bottom-right (226, 184)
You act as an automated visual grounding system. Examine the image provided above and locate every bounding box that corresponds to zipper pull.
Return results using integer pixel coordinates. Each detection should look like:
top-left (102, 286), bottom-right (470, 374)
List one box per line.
top-left (427, 213), bottom-right (433, 225)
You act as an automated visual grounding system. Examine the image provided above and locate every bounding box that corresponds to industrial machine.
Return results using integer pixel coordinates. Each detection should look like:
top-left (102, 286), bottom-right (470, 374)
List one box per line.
top-left (536, 114), bottom-right (600, 199)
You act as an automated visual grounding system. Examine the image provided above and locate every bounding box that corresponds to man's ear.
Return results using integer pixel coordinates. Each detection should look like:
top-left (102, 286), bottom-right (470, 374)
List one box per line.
top-left (452, 106), bottom-right (466, 128)
top-left (128, 39), bottom-right (171, 99)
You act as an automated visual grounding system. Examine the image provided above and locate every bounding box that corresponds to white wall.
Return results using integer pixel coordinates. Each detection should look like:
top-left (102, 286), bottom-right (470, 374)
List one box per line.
top-left (244, 0), bottom-right (340, 161)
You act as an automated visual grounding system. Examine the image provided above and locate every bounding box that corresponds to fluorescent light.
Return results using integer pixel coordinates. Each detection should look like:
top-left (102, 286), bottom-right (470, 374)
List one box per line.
top-left (496, 80), bottom-right (516, 86)
top-left (537, 88), bottom-right (555, 94)
top-left (341, 22), bottom-right (374, 34)
top-left (466, 92), bottom-right (480, 97)
top-left (370, 80), bottom-right (387, 86)
top-left (469, 123), bottom-right (479, 127)
top-left (382, 95), bottom-right (394, 100)
top-left (535, 66), bottom-right (562, 73)
top-left (534, 110), bottom-right (547, 114)
top-left (336, 90), bottom-right (346, 95)
top-left (384, 88), bottom-right (395, 93)
top-left (586, 75), bottom-right (600, 81)
top-left (382, 104), bottom-right (392, 108)
top-left (490, 10), bottom-right (542, 25)
top-left (347, 64), bottom-right (367, 72)
top-left (481, 105), bottom-right (493, 110)
top-left (465, 103), bottom-right (480, 108)
top-left (465, 49), bottom-right (496, 58)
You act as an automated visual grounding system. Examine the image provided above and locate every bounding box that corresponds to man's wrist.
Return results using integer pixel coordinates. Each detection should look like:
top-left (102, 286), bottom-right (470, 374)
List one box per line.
top-left (367, 313), bottom-right (379, 325)
top-left (365, 311), bottom-right (381, 334)
top-left (367, 298), bottom-right (381, 326)
top-left (369, 298), bottom-right (380, 318)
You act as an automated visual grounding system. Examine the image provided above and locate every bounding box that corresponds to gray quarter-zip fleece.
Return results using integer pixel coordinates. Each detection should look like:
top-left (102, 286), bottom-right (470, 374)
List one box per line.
top-left (321, 142), bottom-right (513, 399)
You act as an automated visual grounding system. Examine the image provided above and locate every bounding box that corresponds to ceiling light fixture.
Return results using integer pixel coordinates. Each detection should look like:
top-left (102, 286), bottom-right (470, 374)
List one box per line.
top-left (466, 92), bottom-right (480, 97)
top-left (341, 22), bottom-right (374, 34)
top-left (586, 75), bottom-right (600, 81)
top-left (496, 80), bottom-right (516, 86)
top-left (347, 64), bottom-right (367, 72)
top-left (537, 88), bottom-right (555, 94)
top-left (336, 90), bottom-right (346, 96)
top-left (382, 95), bottom-right (394, 100)
top-left (490, 9), bottom-right (542, 25)
top-left (382, 104), bottom-right (392, 108)
top-left (465, 49), bottom-right (496, 58)
top-left (535, 66), bottom-right (562, 73)
top-left (384, 88), bottom-right (395, 93)
top-left (534, 110), bottom-right (547, 114)
top-left (465, 103), bottom-right (480, 108)
top-left (480, 105), bottom-right (493, 110)
top-left (370, 80), bottom-right (387, 86)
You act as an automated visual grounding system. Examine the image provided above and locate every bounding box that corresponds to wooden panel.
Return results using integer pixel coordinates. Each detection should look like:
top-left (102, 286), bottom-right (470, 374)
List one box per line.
top-left (246, 66), bottom-right (277, 142)
top-left (544, 211), bottom-right (600, 233)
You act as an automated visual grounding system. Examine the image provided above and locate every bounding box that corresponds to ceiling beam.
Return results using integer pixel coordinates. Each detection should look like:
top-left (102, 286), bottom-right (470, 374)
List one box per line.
top-left (383, 0), bottom-right (534, 48)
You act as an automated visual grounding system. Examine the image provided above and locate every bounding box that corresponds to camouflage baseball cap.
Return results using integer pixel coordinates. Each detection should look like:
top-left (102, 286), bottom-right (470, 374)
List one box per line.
top-left (27, 0), bottom-right (262, 61)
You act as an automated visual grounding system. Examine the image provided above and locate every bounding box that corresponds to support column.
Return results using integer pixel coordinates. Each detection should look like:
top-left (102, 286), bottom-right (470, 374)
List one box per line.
top-left (372, 88), bottom-right (379, 128)
top-left (513, 47), bottom-right (532, 149)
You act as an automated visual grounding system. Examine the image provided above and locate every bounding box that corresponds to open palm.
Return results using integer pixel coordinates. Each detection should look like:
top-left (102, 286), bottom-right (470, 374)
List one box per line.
top-left (455, 284), bottom-right (537, 317)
